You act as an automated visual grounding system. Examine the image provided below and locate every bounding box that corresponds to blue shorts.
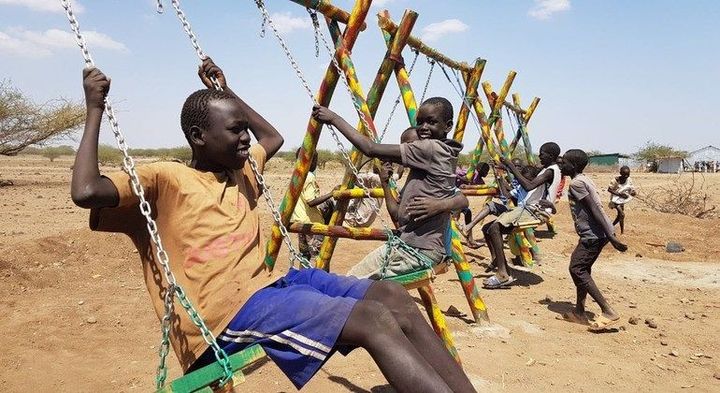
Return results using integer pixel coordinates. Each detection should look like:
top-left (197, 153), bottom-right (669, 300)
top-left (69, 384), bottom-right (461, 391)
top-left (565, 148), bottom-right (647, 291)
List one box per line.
top-left (189, 268), bottom-right (373, 389)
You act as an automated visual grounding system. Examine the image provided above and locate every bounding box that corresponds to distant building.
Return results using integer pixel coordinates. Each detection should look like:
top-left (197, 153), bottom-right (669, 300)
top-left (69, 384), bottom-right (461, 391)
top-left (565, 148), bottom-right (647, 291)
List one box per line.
top-left (656, 156), bottom-right (685, 173)
top-left (588, 153), bottom-right (640, 168)
top-left (687, 145), bottom-right (720, 167)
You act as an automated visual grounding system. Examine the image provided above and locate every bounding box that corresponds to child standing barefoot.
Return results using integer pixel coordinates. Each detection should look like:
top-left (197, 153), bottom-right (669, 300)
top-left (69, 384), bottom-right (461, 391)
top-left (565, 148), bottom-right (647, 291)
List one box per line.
top-left (607, 165), bottom-right (636, 234)
top-left (558, 150), bottom-right (628, 331)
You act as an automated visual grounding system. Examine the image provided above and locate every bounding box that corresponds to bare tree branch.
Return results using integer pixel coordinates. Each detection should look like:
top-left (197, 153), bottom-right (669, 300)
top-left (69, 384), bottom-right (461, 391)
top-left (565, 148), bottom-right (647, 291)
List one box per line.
top-left (0, 81), bottom-right (85, 156)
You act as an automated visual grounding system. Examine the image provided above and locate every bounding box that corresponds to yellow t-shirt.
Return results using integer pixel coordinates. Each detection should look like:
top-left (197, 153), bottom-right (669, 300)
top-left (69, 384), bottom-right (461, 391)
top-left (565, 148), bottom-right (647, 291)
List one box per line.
top-left (90, 144), bottom-right (280, 370)
top-left (290, 171), bottom-right (324, 224)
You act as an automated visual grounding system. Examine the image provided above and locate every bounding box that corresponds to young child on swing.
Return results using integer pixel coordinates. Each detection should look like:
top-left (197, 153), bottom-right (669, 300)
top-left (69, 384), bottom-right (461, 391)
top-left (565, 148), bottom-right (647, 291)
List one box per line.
top-left (453, 161), bottom-right (490, 245)
top-left (290, 147), bottom-right (335, 262)
top-left (481, 143), bottom-right (562, 289)
top-left (607, 165), bottom-right (636, 234)
top-left (462, 163), bottom-right (541, 250)
top-left (73, 59), bottom-right (475, 393)
top-left (312, 99), bottom-right (469, 280)
top-left (558, 149), bottom-right (627, 331)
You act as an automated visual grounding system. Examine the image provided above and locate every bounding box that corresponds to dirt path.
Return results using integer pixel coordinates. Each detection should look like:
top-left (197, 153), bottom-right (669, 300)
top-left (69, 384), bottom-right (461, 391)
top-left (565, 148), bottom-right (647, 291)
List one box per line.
top-left (1, 156), bottom-right (719, 392)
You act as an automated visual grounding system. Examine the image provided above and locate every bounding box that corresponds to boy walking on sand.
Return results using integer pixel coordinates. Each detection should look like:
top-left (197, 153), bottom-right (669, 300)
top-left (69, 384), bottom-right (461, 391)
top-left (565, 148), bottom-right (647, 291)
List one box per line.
top-left (558, 149), bottom-right (628, 331)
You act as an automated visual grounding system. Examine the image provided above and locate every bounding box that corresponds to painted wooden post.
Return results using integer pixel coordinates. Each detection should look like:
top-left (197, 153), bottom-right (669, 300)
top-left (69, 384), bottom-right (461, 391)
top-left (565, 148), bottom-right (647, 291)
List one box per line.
top-left (449, 220), bottom-right (489, 322)
top-left (264, 0), bottom-right (370, 271)
top-left (482, 81), bottom-right (543, 268)
top-left (289, 222), bottom-right (392, 241)
top-left (377, 15), bottom-right (474, 73)
top-left (316, 8), bottom-right (416, 271)
top-left (452, 59), bottom-right (485, 142)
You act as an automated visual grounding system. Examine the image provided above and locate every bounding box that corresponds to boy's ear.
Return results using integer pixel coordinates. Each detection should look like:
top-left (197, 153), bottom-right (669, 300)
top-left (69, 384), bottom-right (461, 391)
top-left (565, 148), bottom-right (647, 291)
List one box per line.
top-left (445, 119), bottom-right (454, 130)
top-left (188, 125), bottom-right (205, 147)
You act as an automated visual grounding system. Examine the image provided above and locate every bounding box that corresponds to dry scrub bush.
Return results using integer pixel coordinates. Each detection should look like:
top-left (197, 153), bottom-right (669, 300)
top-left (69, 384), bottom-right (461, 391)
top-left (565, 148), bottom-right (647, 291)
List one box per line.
top-left (638, 173), bottom-right (717, 219)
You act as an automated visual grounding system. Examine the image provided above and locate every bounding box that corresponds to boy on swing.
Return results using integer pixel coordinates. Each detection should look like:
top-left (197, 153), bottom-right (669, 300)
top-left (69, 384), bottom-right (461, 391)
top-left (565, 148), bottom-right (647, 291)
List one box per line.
top-left (312, 99), bottom-right (469, 280)
top-left (72, 59), bottom-right (475, 392)
top-left (481, 142), bottom-right (562, 289)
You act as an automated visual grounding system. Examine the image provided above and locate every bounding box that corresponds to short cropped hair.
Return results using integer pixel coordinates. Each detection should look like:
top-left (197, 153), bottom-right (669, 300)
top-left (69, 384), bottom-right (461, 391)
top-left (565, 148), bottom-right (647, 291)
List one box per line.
top-left (563, 149), bottom-right (588, 173)
top-left (422, 97), bottom-right (454, 123)
top-left (180, 89), bottom-right (236, 139)
top-left (400, 127), bottom-right (419, 143)
top-left (540, 142), bottom-right (561, 160)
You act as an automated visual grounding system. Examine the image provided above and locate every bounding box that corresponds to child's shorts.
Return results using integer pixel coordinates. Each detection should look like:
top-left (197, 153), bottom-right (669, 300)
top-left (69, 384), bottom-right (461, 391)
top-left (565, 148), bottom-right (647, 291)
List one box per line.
top-left (347, 243), bottom-right (445, 280)
top-left (486, 201), bottom-right (509, 216)
top-left (189, 268), bottom-right (373, 389)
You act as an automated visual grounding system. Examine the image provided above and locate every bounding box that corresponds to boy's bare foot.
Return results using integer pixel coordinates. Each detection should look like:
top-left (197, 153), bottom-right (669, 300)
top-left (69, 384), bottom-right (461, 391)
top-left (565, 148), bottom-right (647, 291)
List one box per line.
top-left (556, 311), bottom-right (590, 326)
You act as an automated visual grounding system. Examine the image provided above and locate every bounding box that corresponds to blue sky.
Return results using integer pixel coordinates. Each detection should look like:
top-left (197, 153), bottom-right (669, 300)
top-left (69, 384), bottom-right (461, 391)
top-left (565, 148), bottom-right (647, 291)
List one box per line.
top-left (1, 0), bottom-right (719, 155)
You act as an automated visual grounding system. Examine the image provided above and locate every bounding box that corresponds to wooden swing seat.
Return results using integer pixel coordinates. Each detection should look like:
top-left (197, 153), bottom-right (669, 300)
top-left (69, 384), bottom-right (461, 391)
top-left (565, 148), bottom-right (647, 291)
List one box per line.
top-left (156, 345), bottom-right (266, 393)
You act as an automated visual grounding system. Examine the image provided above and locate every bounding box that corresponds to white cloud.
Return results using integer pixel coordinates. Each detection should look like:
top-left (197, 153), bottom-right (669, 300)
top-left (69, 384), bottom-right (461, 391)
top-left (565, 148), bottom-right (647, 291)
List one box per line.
top-left (0, 28), bottom-right (127, 58)
top-left (0, 0), bottom-right (84, 13)
top-left (528, 0), bottom-right (570, 20)
top-left (372, 0), bottom-right (394, 7)
top-left (269, 12), bottom-right (312, 34)
top-left (0, 31), bottom-right (52, 57)
top-left (420, 19), bottom-right (468, 43)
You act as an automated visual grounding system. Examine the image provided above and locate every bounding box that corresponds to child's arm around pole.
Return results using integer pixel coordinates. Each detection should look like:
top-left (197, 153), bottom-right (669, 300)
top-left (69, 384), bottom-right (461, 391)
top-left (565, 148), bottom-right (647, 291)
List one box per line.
top-left (378, 161), bottom-right (400, 225)
top-left (71, 68), bottom-right (120, 209)
top-left (406, 193), bottom-right (469, 222)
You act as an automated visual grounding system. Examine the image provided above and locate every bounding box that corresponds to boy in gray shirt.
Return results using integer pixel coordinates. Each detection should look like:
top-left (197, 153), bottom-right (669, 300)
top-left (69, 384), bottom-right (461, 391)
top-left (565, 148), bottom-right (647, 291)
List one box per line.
top-left (312, 98), bottom-right (468, 279)
top-left (558, 149), bottom-right (628, 331)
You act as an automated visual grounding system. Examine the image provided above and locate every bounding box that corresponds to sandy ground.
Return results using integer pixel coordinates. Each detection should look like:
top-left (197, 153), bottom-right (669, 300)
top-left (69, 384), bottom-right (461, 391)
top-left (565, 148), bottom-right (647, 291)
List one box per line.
top-left (1, 155), bottom-right (719, 392)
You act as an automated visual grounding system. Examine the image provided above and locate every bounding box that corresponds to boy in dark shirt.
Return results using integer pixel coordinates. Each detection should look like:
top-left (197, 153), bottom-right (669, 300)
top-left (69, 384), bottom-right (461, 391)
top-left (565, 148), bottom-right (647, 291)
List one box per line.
top-left (558, 149), bottom-right (628, 331)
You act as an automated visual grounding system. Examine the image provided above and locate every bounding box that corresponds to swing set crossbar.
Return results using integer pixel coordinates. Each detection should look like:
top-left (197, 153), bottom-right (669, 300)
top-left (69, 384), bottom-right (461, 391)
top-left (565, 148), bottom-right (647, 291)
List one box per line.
top-left (377, 14), bottom-right (473, 73)
top-left (288, 0), bottom-right (367, 31)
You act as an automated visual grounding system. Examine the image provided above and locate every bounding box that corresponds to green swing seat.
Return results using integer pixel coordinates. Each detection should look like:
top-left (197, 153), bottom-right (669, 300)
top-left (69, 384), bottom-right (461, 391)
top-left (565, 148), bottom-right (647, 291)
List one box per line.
top-left (156, 345), bottom-right (267, 393)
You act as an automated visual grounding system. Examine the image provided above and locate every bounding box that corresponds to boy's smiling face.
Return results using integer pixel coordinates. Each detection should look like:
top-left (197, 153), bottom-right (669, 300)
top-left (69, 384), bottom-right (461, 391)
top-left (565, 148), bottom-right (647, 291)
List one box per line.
top-left (194, 98), bottom-right (251, 170)
top-left (416, 103), bottom-right (452, 140)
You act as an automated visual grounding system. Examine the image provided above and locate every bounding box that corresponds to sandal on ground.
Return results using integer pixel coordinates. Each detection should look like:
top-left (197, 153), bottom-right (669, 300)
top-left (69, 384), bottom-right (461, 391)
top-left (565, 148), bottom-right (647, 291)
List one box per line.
top-left (482, 275), bottom-right (516, 289)
top-left (588, 315), bottom-right (620, 331)
top-left (556, 311), bottom-right (590, 326)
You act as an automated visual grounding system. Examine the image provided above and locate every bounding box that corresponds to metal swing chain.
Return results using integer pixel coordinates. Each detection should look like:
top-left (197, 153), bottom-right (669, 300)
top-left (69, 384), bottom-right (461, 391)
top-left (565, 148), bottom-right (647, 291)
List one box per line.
top-left (307, 7), bottom-right (320, 57)
top-left (60, 0), bottom-right (234, 388)
top-left (377, 49), bottom-right (419, 143)
top-left (438, 63), bottom-right (507, 189)
top-left (158, 0), bottom-right (311, 270)
top-left (253, 1), bottom-right (369, 178)
top-left (255, 2), bottom-right (435, 275)
top-left (419, 58), bottom-right (435, 104)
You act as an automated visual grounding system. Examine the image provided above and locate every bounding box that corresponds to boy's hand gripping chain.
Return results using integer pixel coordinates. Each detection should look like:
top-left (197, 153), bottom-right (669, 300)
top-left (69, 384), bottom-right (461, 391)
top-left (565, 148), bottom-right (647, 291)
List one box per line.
top-left (60, 0), bottom-right (234, 388)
